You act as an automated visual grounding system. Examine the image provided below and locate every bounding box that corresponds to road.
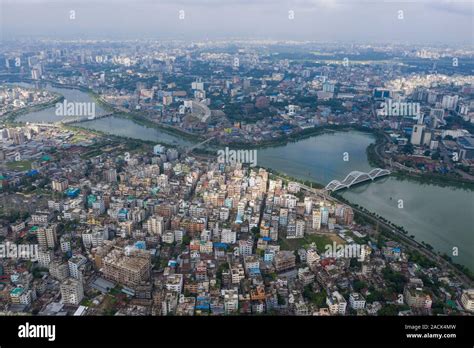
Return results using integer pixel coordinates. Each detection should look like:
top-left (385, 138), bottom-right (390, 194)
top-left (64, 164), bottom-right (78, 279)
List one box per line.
top-left (185, 136), bottom-right (215, 154)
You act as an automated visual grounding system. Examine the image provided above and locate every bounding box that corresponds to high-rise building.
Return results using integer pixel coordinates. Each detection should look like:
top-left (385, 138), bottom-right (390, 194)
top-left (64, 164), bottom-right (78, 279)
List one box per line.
top-left (422, 131), bottom-right (432, 146)
top-left (37, 250), bottom-right (53, 268)
top-left (273, 251), bottom-right (296, 272)
top-left (295, 220), bottom-right (305, 238)
top-left (427, 91), bottom-right (438, 104)
top-left (104, 168), bottom-right (117, 183)
top-left (304, 197), bottom-right (313, 215)
top-left (411, 124), bottom-right (425, 146)
top-left (145, 216), bottom-right (164, 235)
top-left (326, 291), bottom-right (347, 315)
top-left (60, 278), bottom-right (84, 305)
top-left (322, 82), bottom-right (335, 93)
top-left (50, 260), bottom-right (69, 281)
top-left (68, 254), bottom-right (87, 280)
top-left (306, 248), bottom-right (321, 267)
top-left (312, 211), bottom-right (321, 230)
top-left (52, 178), bottom-right (68, 192)
top-left (441, 95), bottom-right (459, 110)
top-left (37, 224), bottom-right (57, 250)
top-left (320, 207), bottom-right (329, 225)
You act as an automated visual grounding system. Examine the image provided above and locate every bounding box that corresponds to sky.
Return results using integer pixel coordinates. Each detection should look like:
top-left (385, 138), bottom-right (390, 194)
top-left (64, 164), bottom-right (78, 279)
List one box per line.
top-left (0, 0), bottom-right (473, 44)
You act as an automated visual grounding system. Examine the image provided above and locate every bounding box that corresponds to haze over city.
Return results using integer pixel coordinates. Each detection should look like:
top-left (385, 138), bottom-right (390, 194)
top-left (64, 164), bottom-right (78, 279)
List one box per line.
top-left (1, 0), bottom-right (473, 44)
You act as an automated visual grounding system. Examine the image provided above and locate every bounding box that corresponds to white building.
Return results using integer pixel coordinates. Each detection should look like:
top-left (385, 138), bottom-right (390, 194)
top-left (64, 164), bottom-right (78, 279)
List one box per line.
top-left (68, 254), bottom-right (87, 280)
top-left (441, 95), bottom-right (459, 110)
top-left (349, 292), bottom-right (366, 310)
top-left (221, 229), bottom-right (237, 244)
top-left (50, 261), bottom-right (69, 281)
top-left (304, 197), bottom-right (313, 215)
top-left (295, 220), bottom-right (305, 238)
top-left (239, 239), bottom-right (253, 256)
top-left (166, 274), bottom-right (183, 293)
top-left (411, 124), bottom-right (425, 146)
top-left (306, 248), bottom-right (321, 267)
top-left (162, 231), bottom-right (175, 244)
top-left (37, 250), bottom-right (53, 268)
top-left (461, 289), bottom-right (474, 312)
top-left (222, 289), bottom-right (239, 314)
top-left (326, 291), bottom-right (347, 315)
top-left (60, 236), bottom-right (72, 253)
top-left (312, 211), bottom-right (321, 230)
top-left (60, 278), bottom-right (84, 305)
top-left (145, 216), bottom-right (164, 235)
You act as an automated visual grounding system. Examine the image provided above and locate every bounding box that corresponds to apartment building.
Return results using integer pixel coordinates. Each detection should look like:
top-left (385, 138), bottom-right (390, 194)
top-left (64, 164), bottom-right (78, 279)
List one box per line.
top-left (60, 277), bottom-right (84, 305)
top-left (326, 291), bottom-right (347, 315)
top-left (102, 248), bottom-right (151, 288)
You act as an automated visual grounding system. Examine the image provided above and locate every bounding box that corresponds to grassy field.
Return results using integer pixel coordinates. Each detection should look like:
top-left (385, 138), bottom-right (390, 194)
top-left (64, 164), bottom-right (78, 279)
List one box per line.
top-left (279, 232), bottom-right (345, 253)
top-left (6, 160), bottom-right (32, 171)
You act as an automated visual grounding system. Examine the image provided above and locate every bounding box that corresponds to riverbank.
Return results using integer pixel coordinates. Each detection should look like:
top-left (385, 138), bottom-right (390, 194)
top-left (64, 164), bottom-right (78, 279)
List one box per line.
top-left (1, 92), bottom-right (64, 124)
top-left (88, 90), bottom-right (204, 143)
top-left (65, 123), bottom-right (181, 150)
top-left (367, 129), bottom-right (474, 190)
top-left (225, 124), bottom-right (375, 150)
top-left (265, 167), bottom-right (325, 190)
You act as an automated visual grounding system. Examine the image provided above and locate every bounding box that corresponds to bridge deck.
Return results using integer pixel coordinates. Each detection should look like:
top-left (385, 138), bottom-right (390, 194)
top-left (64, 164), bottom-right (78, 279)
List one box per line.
top-left (325, 168), bottom-right (391, 191)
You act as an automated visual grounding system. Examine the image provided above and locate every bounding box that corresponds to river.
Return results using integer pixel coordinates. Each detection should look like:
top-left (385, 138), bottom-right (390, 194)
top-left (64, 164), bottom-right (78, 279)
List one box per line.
top-left (8, 83), bottom-right (474, 271)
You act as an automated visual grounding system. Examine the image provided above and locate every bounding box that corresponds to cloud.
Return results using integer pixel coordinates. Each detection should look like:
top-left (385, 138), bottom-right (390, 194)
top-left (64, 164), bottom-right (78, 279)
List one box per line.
top-left (427, 0), bottom-right (474, 17)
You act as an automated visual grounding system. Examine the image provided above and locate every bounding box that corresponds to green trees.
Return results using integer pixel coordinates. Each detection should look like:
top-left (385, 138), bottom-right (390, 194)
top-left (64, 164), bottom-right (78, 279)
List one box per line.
top-left (378, 304), bottom-right (399, 316)
top-left (353, 280), bottom-right (367, 292)
top-left (303, 285), bottom-right (327, 308)
top-left (382, 267), bottom-right (407, 294)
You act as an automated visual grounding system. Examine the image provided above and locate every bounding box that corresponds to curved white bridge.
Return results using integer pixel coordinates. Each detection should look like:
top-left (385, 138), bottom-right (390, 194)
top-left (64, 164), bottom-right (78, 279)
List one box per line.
top-left (325, 168), bottom-right (391, 191)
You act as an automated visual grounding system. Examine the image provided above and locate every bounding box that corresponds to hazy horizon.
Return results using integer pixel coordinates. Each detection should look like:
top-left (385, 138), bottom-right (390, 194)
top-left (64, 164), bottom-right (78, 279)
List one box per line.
top-left (0, 0), bottom-right (473, 45)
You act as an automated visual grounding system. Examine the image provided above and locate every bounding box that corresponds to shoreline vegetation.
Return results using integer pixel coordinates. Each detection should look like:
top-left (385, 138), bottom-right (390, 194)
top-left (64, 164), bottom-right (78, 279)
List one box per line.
top-left (223, 124), bottom-right (373, 150)
top-left (367, 130), bottom-right (474, 190)
top-left (3, 95), bottom-right (64, 124)
top-left (89, 90), bottom-right (204, 142)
